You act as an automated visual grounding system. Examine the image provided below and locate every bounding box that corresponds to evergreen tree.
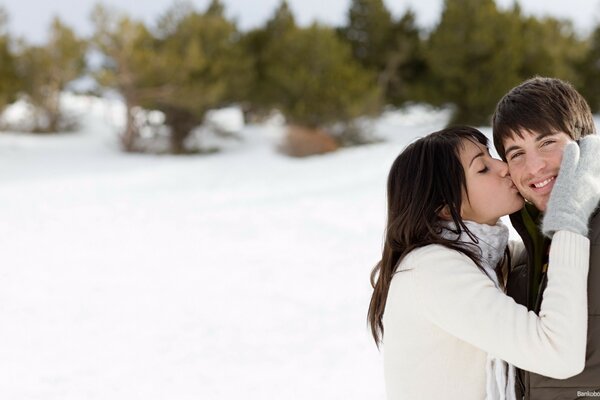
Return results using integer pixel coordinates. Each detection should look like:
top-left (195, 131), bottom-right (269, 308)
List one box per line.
top-left (516, 13), bottom-right (584, 84)
top-left (0, 8), bottom-right (20, 114)
top-left (205, 0), bottom-right (225, 16)
top-left (261, 22), bottom-right (381, 142)
top-left (341, 1), bottom-right (427, 106)
top-left (379, 10), bottom-right (427, 105)
top-left (91, 5), bottom-right (161, 151)
top-left (18, 17), bottom-right (86, 132)
top-left (149, 1), bottom-right (252, 153)
top-left (265, 0), bottom-right (295, 34)
top-left (342, 0), bottom-right (394, 70)
top-left (578, 24), bottom-right (600, 112)
top-left (425, 0), bottom-right (521, 125)
top-left (240, 0), bottom-right (296, 117)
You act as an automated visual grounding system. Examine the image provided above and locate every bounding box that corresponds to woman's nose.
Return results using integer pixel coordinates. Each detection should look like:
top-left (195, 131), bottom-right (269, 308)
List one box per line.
top-left (494, 159), bottom-right (510, 177)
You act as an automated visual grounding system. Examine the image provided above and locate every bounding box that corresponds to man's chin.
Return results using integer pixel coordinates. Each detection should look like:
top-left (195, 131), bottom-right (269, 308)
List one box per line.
top-left (530, 197), bottom-right (548, 212)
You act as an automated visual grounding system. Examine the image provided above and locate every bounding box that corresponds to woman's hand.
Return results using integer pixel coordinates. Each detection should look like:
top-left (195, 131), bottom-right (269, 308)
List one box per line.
top-left (542, 135), bottom-right (600, 237)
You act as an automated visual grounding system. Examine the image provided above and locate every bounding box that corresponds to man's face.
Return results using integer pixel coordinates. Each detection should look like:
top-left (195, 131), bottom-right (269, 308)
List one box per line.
top-left (503, 129), bottom-right (574, 212)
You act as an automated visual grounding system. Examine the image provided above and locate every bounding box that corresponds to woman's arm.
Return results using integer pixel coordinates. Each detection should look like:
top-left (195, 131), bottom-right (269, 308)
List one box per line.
top-left (404, 231), bottom-right (589, 379)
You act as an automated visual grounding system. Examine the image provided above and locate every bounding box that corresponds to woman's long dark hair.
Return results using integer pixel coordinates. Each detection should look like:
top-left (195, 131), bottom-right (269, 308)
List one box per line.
top-left (368, 126), bottom-right (505, 346)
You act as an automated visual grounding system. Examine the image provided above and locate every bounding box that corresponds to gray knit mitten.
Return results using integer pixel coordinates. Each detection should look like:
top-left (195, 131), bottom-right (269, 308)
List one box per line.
top-left (542, 135), bottom-right (600, 238)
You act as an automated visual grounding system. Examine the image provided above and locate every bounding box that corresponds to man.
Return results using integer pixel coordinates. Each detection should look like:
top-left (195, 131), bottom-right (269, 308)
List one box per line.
top-left (493, 76), bottom-right (600, 399)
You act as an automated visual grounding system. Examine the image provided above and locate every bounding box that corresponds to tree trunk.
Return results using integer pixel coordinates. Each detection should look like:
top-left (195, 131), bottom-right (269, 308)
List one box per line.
top-left (121, 100), bottom-right (138, 152)
top-left (163, 106), bottom-right (199, 154)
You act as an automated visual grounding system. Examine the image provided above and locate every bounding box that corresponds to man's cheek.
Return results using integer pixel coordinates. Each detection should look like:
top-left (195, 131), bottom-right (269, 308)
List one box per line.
top-left (507, 164), bottom-right (518, 177)
top-left (515, 182), bottom-right (530, 196)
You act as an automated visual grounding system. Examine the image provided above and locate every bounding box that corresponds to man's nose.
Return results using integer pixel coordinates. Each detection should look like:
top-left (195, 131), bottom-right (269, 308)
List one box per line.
top-left (524, 153), bottom-right (546, 175)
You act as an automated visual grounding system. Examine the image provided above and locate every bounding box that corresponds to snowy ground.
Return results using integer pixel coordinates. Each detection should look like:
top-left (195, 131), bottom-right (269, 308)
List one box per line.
top-left (0, 95), bottom-right (527, 399)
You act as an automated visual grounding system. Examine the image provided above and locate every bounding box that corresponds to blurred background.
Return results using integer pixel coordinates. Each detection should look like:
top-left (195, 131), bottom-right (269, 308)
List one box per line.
top-left (0, 0), bottom-right (599, 399)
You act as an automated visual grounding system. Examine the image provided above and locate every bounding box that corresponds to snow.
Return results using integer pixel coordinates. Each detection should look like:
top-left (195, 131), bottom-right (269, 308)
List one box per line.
top-left (0, 94), bottom-right (538, 399)
top-left (205, 107), bottom-right (245, 134)
top-left (0, 98), bottom-right (38, 132)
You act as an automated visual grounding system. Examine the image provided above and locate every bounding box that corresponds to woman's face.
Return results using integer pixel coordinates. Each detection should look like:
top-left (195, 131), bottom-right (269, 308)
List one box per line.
top-left (458, 139), bottom-right (524, 225)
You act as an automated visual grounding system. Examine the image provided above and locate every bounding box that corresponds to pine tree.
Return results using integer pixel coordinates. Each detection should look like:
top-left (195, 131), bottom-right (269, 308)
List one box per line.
top-left (265, 0), bottom-right (296, 36)
top-left (261, 22), bottom-right (381, 142)
top-left (516, 13), bottom-right (584, 84)
top-left (91, 5), bottom-right (158, 151)
top-left (0, 8), bottom-right (20, 114)
top-left (425, 0), bottom-right (521, 125)
top-left (248, 0), bottom-right (381, 138)
top-left (340, 1), bottom-right (427, 106)
top-left (343, 0), bottom-right (394, 70)
top-left (379, 10), bottom-right (427, 105)
top-left (240, 0), bottom-right (296, 117)
top-left (578, 25), bottom-right (600, 111)
top-left (205, 0), bottom-right (225, 16)
top-left (18, 17), bottom-right (87, 132)
top-left (148, 1), bottom-right (252, 153)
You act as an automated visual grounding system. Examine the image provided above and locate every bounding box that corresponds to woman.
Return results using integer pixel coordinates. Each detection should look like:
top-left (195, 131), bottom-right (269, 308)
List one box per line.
top-left (368, 126), bottom-right (599, 399)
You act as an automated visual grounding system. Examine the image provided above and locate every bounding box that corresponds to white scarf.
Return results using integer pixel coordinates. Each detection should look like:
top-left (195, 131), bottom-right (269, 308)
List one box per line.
top-left (440, 220), bottom-right (517, 400)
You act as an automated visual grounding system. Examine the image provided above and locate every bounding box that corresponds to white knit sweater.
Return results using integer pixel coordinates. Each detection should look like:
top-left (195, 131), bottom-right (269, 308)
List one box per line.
top-left (382, 230), bottom-right (589, 400)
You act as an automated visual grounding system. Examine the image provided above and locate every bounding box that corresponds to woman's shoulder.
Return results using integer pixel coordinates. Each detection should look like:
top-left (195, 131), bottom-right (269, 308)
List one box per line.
top-left (397, 243), bottom-right (474, 273)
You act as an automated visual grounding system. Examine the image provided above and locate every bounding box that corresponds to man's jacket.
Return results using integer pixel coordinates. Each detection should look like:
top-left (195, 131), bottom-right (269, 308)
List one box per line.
top-left (507, 204), bottom-right (600, 399)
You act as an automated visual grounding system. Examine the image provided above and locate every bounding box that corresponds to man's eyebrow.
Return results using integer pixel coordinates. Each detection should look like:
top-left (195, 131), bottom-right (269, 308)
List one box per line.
top-left (504, 144), bottom-right (520, 157)
top-left (469, 152), bottom-right (484, 167)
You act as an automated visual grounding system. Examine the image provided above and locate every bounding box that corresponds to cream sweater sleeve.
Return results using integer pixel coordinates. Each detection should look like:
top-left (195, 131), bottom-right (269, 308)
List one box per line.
top-left (407, 230), bottom-right (589, 379)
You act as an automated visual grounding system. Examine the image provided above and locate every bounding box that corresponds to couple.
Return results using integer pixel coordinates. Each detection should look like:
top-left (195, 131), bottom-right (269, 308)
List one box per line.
top-left (368, 77), bottom-right (600, 400)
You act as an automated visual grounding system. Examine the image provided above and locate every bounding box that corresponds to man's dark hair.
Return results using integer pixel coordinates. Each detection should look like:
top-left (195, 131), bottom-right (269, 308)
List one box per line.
top-left (492, 77), bottom-right (596, 160)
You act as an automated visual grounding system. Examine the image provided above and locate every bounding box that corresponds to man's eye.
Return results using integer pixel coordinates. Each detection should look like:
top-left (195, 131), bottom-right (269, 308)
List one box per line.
top-left (542, 140), bottom-right (556, 147)
top-left (509, 152), bottom-right (523, 160)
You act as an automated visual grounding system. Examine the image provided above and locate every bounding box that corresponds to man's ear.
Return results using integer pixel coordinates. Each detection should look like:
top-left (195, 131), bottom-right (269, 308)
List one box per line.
top-left (438, 205), bottom-right (452, 220)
